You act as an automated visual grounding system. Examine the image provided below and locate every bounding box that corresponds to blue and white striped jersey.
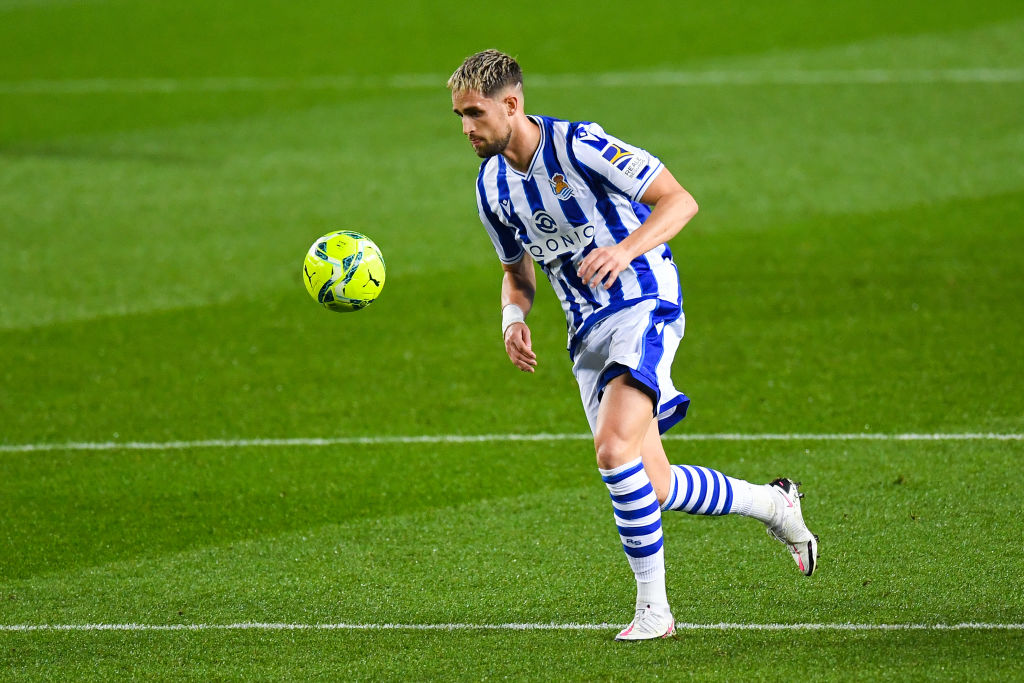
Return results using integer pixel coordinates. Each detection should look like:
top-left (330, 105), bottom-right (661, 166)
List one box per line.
top-left (475, 115), bottom-right (683, 357)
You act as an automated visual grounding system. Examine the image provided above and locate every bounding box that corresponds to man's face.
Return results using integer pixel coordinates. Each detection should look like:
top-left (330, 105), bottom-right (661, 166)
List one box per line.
top-left (451, 89), bottom-right (513, 159)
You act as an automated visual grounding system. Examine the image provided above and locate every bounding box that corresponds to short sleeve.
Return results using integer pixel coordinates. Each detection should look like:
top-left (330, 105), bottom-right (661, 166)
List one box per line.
top-left (570, 122), bottom-right (664, 202)
top-left (476, 177), bottom-right (524, 264)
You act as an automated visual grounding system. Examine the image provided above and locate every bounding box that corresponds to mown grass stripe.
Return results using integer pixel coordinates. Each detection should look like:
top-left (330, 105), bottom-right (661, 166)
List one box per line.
top-left (0, 69), bottom-right (1022, 94)
top-left (1, 622), bottom-right (1022, 632)
top-left (0, 432), bottom-right (1020, 453)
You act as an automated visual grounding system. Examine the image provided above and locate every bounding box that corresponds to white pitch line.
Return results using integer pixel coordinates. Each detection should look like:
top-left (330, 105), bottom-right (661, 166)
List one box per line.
top-left (0, 68), bottom-right (1022, 94)
top-left (1, 622), bottom-right (1022, 633)
top-left (0, 432), bottom-right (1021, 453)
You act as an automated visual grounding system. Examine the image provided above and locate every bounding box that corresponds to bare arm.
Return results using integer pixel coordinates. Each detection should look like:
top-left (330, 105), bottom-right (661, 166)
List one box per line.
top-left (577, 168), bottom-right (698, 289)
top-left (501, 255), bottom-right (538, 373)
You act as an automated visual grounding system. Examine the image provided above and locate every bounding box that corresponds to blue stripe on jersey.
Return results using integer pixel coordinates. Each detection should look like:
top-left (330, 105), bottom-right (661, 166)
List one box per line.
top-left (476, 172), bottom-right (523, 263)
top-left (630, 200), bottom-right (652, 223)
top-left (568, 239), bottom-right (626, 306)
top-left (563, 125), bottom-right (660, 300)
top-left (558, 255), bottom-right (599, 311)
top-left (543, 260), bottom-right (584, 333)
top-left (569, 158), bottom-right (625, 237)
top-left (540, 118), bottom-right (590, 227)
top-left (565, 123), bottom-right (623, 195)
top-left (575, 157), bottom-right (657, 289)
top-left (495, 156), bottom-right (531, 246)
top-left (543, 119), bottom-right (618, 328)
top-left (520, 174), bottom-right (546, 216)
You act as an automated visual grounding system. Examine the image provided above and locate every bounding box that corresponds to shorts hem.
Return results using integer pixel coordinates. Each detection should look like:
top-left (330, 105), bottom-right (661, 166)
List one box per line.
top-left (597, 363), bottom-right (660, 413)
top-left (657, 394), bottom-right (690, 434)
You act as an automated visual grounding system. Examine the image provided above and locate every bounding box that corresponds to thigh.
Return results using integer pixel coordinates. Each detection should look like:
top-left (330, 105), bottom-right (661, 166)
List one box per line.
top-left (593, 373), bottom-right (657, 469)
top-left (572, 300), bottom-right (661, 434)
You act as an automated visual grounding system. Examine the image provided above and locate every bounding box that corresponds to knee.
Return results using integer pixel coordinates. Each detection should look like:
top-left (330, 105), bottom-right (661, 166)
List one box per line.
top-left (594, 433), bottom-right (635, 471)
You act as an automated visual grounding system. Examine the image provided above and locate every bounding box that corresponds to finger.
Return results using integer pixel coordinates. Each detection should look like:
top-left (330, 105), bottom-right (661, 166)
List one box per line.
top-left (512, 345), bottom-right (537, 364)
top-left (507, 336), bottom-right (537, 362)
top-left (517, 353), bottom-right (537, 370)
top-left (512, 328), bottom-right (535, 357)
top-left (576, 252), bottom-right (601, 282)
top-left (601, 266), bottom-right (620, 289)
top-left (513, 354), bottom-right (536, 372)
top-left (590, 263), bottom-right (612, 289)
top-left (508, 333), bottom-right (536, 360)
top-left (596, 261), bottom-right (616, 288)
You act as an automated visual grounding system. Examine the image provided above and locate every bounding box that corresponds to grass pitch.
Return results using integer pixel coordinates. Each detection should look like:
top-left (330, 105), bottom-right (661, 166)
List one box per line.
top-left (2, 1), bottom-right (1023, 680)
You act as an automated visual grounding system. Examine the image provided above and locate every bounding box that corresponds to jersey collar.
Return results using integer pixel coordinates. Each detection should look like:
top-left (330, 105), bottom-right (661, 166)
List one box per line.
top-left (503, 115), bottom-right (545, 179)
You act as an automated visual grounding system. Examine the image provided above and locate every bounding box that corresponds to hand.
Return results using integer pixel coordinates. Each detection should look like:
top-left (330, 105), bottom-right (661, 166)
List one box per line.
top-left (504, 322), bottom-right (537, 373)
top-left (577, 245), bottom-right (631, 290)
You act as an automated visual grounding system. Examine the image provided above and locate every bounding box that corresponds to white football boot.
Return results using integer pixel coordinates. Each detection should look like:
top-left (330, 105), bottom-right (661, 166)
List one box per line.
top-left (615, 604), bottom-right (676, 641)
top-left (765, 478), bottom-right (819, 576)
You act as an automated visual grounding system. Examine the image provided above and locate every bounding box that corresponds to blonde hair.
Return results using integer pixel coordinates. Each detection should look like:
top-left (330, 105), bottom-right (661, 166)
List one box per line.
top-left (447, 49), bottom-right (523, 97)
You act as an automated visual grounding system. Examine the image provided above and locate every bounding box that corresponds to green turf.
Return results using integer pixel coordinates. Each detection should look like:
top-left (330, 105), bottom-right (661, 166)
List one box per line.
top-left (2, 0), bottom-right (1023, 679)
top-left (5, 631), bottom-right (1024, 682)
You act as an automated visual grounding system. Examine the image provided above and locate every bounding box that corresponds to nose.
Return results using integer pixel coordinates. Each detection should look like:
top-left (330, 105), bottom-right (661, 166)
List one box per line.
top-left (462, 117), bottom-right (474, 136)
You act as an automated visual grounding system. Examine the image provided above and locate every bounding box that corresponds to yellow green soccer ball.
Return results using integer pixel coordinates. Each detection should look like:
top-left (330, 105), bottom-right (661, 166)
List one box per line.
top-left (302, 230), bottom-right (386, 312)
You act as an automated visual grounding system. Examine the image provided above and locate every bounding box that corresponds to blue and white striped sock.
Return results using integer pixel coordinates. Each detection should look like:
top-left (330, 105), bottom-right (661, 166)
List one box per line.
top-left (661, 465), bottom-right (776, 522)
top-left (599, 457), bottom-right (665, 584)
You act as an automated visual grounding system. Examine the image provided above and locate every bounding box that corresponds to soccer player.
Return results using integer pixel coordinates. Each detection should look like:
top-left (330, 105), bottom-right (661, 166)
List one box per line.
top-left (448, 50), bottom-right (818, 641)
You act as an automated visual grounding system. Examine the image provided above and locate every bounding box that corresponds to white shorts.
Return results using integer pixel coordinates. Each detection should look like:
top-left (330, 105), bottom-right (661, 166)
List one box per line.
top-left (571, 298), bottom-right (690, 435)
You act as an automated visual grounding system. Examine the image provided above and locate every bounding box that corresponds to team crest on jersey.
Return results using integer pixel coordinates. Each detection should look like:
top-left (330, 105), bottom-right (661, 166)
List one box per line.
top-left (548, 173), bottom-right (574, 200)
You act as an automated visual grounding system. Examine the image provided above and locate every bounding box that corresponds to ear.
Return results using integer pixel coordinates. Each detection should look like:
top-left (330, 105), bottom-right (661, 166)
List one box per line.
top-left (503, 93), bottom-right (519, 117)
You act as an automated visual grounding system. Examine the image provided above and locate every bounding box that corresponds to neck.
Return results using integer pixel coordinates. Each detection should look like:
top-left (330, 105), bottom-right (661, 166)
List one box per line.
top-left (503, 115), bottom-right (540, 173)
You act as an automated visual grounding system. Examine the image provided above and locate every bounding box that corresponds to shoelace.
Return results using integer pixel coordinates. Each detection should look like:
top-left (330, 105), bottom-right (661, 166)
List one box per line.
top-left (629, 607), bottom-right (667, 634)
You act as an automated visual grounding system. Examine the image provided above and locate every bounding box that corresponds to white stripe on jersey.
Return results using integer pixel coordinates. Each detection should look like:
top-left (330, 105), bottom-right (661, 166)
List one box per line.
top-left (475, 115), bottom-right (682, 356)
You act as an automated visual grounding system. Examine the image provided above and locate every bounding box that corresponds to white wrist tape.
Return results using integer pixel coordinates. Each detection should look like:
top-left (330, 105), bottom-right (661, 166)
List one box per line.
top-left (501, 304), bottom-right (526, 337)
